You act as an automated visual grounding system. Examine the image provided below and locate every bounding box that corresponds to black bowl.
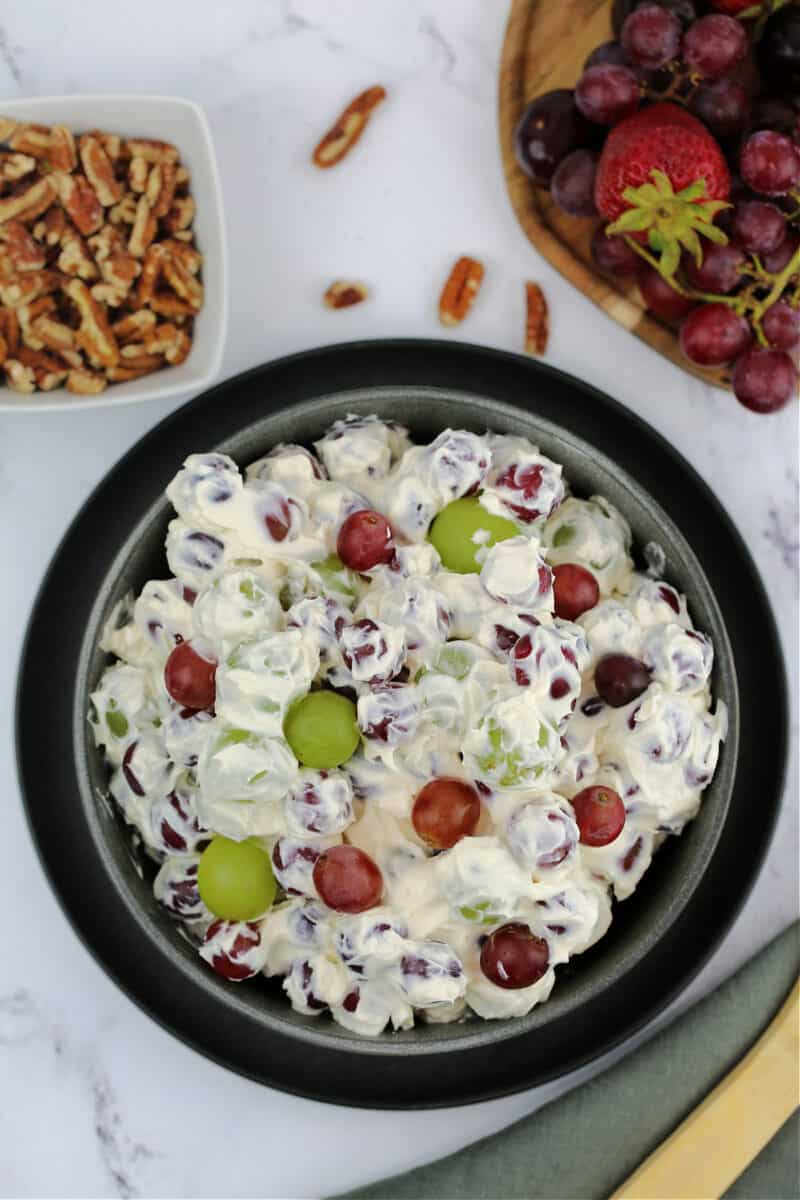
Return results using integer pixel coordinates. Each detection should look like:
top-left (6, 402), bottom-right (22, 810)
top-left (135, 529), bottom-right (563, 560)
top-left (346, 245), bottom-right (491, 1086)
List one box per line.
top-left (16, 340), bottom-right (786, 1107)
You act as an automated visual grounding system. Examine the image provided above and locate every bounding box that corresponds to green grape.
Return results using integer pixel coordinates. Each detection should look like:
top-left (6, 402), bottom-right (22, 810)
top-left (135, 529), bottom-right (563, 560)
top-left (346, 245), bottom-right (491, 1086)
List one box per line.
top-left (459, 901), bottom-right (503, 925)
top-left (312, 554), bottom-right (359, 605)
top-left (551, 523), bottom-right (575, 547)
top-left (436, 644), bottom-right (473, 679)
top-left (284, 690), bottom-right (360, 768)
top-left (197, 835), bottom-right (277, 921)
top-left (105, 709), bottom-right (128, 738)
top-left (428, 497), bottom-right (518, 574)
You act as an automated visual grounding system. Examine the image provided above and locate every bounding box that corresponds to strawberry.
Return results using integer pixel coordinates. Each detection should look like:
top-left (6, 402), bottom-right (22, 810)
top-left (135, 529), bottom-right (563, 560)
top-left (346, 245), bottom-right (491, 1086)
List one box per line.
top-left (596, 102), bottom-right (731, 277)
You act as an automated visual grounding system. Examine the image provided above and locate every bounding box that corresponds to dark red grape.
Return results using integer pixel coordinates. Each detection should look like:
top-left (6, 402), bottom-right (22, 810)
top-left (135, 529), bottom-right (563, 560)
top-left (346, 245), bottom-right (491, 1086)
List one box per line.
top-left (762, 231), bottom-right (800, 274)
top-left (552, 563), bottom-right (600, 621)
top-left (612, 0), bottom-right (696, 35)
top-left (762, 301), bottom-right (800, 352)
top-left (637, 264), bottom-right (696, 321)
top-left (749, 95), bottom-right (797, 139)
top-left (514, 90), bottom-right (595, 188)
top-left (551, 149), bottom-right (599, 216)
top-left (411, 778), bottom-right (481, 849)
top-left (313, 845), bottom-right (383, 913)
top-left (680, 304), bottom-right (752, 366)
top-left (480, 923), bottom-right (549, 990)
top-left (622, 4), bottom-right (681, 69)
top-left (595, 654), bottom-right (651, 707)
top-left (690, 78), bottom-right (751, 140)
top-left (756, 5), bottom-right (800, 94)
top-left (682, 15), bottom-right (748, 79)
top-left (336, 509), bottom-right (394, 572)
top-left (164, 641), bottom-right (216, 710)
top-left (684, 241), bottom-right (746, 294)
top-left (584, 40), bottom-right (628, 71)
top-left (575, 64), bottom-right (640, 126)
top-left (732, 200), bottom-right (788, 256)
top-left (733, 347), bottom-right (798, 413)
top-left (591, 228), bottom-right (642, 276)
top-left (740, 131), bottom-right (800, 197)
top-left (571, 786), bottom-right (626, 847)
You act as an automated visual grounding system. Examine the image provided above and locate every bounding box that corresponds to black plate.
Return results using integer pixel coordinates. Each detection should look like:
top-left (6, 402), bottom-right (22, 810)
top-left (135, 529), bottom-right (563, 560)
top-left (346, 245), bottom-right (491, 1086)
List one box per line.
top-left (16, 341), bottom-right (787, 1108)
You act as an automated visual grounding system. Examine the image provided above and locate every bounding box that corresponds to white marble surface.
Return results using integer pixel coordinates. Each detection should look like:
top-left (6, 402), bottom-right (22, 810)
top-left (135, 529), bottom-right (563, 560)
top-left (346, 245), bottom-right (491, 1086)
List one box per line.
top-left (0, 2), bottom-right (797, 1197)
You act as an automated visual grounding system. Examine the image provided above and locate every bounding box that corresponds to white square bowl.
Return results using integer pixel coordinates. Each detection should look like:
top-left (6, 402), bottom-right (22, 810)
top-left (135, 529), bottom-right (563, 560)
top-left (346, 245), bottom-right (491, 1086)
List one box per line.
top-left (0, 94), bottom-right (227, 412)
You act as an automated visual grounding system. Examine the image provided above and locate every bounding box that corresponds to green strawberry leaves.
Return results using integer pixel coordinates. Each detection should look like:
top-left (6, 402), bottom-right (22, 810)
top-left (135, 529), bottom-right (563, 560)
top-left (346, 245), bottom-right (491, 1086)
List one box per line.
top-left (607, 169), bottom-right (730, 281)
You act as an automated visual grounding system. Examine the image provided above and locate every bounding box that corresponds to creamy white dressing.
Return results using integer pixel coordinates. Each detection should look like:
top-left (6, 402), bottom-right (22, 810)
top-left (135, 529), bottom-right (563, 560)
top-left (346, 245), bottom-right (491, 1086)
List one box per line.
top-left (91, 416), bottom-right (726, 1036)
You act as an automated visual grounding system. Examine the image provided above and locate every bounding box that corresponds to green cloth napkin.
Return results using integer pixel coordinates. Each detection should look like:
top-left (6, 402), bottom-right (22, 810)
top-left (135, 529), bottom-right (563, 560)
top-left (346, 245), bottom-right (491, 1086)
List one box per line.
top-left (334, 922), bottom-right (800, 1200)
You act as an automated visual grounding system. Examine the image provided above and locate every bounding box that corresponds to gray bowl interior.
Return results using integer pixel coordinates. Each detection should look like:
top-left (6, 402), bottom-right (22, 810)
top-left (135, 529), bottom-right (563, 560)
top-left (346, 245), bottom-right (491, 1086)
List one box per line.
top-left (75, 387), bottom-right (738, 1054)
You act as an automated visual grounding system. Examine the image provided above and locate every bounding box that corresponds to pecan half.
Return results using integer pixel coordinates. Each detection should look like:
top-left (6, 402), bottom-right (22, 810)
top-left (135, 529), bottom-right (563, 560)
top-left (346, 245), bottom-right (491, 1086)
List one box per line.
top-left (79, 135), bottom-right (123, 206)
top-left (111, 309), bottom-right (156, 343)
top-left (0, 307), bottom-right (21, 356)
top-left (162, 195), bottom-right (194, 233)
top-left (0, 152), bottom-right (36, 182)
top-left (32, 314), bottom-right (76, 354)
top-left (439, 256), bottom-right (484, 327)
top-left (0, 270), bottom-right (63, 308)
top-left (17, 344), bottom-right (69, 390)
top-left (0, 221), bottom-right (47, 273)
top-left (65, 278), bottom-right (119, 368)
top-left (66, 366), bottom-right (107, 394)
top-left (125, 138), bottom-right (179, 164)
top-left (0, 177), bottom-right (56, 225)
top-left (524, 282), bottom-right (548, 356)
top-left (146, 162), bottom-right (176, 218)
top-left (58, 226), bottom-right (99, 281)
top-left (53, 172), bottom-right (103, 236)
top-left (4, 358), bottom-right (36, 393)
top-left (312, 85), bottom-right (386, 169)
top-left (324, 280), bottom-right (369, 309)
top-left (128, 196), bottom-right (156, 257)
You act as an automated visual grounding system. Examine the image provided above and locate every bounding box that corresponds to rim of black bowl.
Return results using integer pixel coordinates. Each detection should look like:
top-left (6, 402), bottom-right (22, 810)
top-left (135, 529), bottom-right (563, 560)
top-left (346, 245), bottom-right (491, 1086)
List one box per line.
top-left (16, 340), bottom-right (787, 1108)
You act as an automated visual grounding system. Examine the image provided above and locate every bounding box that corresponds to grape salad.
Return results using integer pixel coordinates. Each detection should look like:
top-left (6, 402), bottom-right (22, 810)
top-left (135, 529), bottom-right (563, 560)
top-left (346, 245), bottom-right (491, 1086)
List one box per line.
top-left (91, 415), bottom-right (727, 1035)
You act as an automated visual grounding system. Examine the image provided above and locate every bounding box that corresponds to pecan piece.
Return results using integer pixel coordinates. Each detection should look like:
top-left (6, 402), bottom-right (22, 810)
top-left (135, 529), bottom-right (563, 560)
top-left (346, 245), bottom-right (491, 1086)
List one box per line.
top-left (4, 358), bottom-right (36, 393)
top-left (524, 282), bottom-right (548, 356)
top-left (135, 243), bottom-right (166, 305)
top-left (16, 344), bottom-right (69, 390)
top-left (0, 152), bottom-right (36, 181)
top-left (0, 270), bottom-right (62, 308)
top-left (8, 123), bottom-right (51, 159)
top-left (161, 195), bottom-right (195, 233)
top-left (0, 177), bottom-right (56, 225)
top-left (146, 162), bottom-right (176, 218)
top-left (79, 135), bottom-right (123, 206)
top-left (128, 156), bottom-right (149, 194)
top-left (0, 221), bottom-right (47, 273)
top-left (32, 314), bottom-right (76, 354)
top-left (109, 193), bottom-right (138, 225)
top-left (53, 172), bottom-right (103, 236)
top-left (161, 250), bottom-right (203, 311)
top-left (58, 226), bottom-right (99, 281)
top-left (312, 85), bottom-right (386, 168)
top-left (0, 307), bottom-right (21, 356)
top-left (324, 280), bottom-right (369, 309)
top-left (0, 117), bottom-right (19, 142)
top-left (48, 126), bottom-right (78, 172)
top-left (65, 278), bottom-right (119, 368)
top-left (125, 138), bottom-right (179, 164)
top-left (9, 123), bottom-right (76, 171)
top-left (128, 196), bottom-right (156, 257)
top-left (111, 309), bottom-right (156, 343)
top-left (439, 256), bottom-right (484, 327)
top-left (66, 366), bottom-right (107, 395)
top-left (89, 224), bottom-right (140, 297)
top-left (18, 296), bottom-right (57, 349)
top-left (148, 290), bottom-right (195, 318)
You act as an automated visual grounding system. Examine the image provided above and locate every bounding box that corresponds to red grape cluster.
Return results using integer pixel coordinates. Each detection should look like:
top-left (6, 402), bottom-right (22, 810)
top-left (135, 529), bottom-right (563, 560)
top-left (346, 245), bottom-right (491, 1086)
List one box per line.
top-left (514, 1), bottom-right (800, 414)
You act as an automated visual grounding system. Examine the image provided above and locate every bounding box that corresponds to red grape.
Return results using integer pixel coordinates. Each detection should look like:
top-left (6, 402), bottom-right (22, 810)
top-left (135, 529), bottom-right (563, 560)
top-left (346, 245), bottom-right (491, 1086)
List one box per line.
top-left (336, 509), bottom-right (394, 572)
top-left (514, 90), bottom-right (595, 188)
top-left (732, 201), bottom-right (788, 256)
top-left (575, 65), bottom-right (640, 126)
top-left (411, 777), bottom-right (481, 849)
top-left (762, 231), bottom-right (800, 274)
top-left (164, 641), bottom-right (216, 710)
top-left (689, 78), bottom-right (751, 139)
top-left (637, 264), bottom-right (696, 321)
top-left (622, 5), bottom-right (681, 69)
top-left (684, 242), bottom-right (746, 294)
top-left (202, 920), bottom-right (263, 981)
top-left (591, 228), bottom-right (641, 276)
top-left (571, 786), bottom-right (626, 847)
top-left (733, 347), bottom-right (798, 413)
top-left (480, 923), bottom-right (549, 990)
top-left (762, 301), bottom-right (800, 352)
top-left (552, 563), bottom-right (600, 621)
top-left (613, 0), bottom-right (697, 35)
top-left (681, 14), bottom-right (747, 78)
top-left (584, 40), bottom-right (628, 70)
top-left (740, 131), bottom-right (800, 197)
top-left (595, 654), bottom-right (651, 707)
top-left (551, 149), bottom-right (599, 216)
top-left (313, 845), bottom-right (383, 913)
top-left (679, 304), bottom-right (752, 367)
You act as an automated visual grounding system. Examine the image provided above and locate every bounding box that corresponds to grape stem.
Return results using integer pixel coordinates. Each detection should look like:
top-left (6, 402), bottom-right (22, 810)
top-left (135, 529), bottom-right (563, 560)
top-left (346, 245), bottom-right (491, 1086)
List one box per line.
top-left (623, 236), bottom-right (800, 345)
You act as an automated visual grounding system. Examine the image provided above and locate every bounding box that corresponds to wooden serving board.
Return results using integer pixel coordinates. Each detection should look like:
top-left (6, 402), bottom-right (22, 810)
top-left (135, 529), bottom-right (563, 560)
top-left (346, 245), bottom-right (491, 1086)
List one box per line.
top-left (498, 0), bottom-right (730, 391)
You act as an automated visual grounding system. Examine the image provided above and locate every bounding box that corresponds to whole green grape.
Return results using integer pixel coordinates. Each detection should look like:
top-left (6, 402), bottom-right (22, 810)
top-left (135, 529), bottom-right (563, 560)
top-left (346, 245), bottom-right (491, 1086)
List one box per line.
top-left (428, 497), bottom-right (518, 574)
top-left (284, 690), bottom-right (360, 768)
top-left (197, 835), bottom-right (277, 921)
